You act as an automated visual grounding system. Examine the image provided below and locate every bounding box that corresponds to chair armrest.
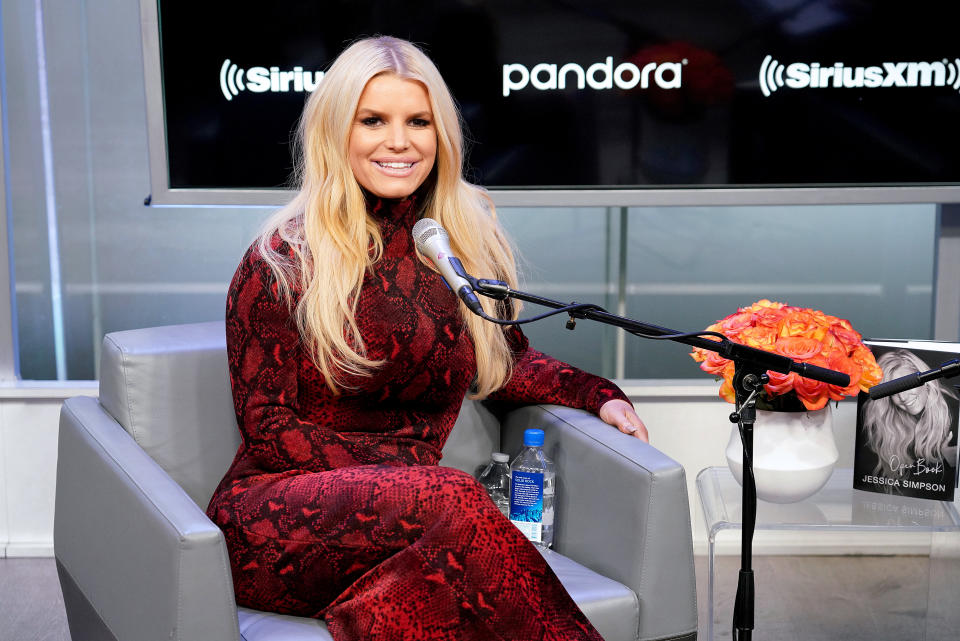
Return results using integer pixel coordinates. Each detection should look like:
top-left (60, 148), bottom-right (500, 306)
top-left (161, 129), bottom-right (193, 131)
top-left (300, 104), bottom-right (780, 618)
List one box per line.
top-left (55, 396), bottom-right (239, 641)
top-left (501, 404), bottom-right (697, 641)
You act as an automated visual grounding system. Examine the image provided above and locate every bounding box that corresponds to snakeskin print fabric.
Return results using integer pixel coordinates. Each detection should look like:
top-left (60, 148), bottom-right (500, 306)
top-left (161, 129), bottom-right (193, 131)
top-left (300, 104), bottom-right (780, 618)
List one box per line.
top-left (206, 195), bottom-right (628, 640)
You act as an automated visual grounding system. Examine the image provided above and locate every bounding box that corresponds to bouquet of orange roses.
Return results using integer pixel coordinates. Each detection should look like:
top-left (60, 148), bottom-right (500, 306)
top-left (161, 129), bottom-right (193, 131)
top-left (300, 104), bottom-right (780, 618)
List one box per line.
top-left (691, 300), bottom-right (883, 411)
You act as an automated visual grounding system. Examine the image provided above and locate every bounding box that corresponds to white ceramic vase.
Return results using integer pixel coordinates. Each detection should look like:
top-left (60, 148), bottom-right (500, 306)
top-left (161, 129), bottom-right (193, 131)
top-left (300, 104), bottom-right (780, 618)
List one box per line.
top-left (725, 406), bottom-right (839, 504)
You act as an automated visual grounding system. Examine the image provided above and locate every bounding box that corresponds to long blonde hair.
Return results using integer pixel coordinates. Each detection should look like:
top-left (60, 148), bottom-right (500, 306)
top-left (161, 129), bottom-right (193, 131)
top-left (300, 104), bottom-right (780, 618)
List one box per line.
top-left (255, 36), bottom-right (519, 396)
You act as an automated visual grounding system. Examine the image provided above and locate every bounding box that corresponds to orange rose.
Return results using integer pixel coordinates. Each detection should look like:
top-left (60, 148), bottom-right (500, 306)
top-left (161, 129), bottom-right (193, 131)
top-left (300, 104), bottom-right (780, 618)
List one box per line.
top-left (779, 310), bottom-right (828, 341)
top-left (829, 326), bottom-right (863, 353)
top-left (809, 309), bottom-right (832, 326)
top-left (833, 317), bottom-right (855, 331)
top-left (736, 326), bottom-right (778, 350)
top-left (721, 360), bottom-right (736, 382)
top-left (825, 352), bottom-right (862, 398)
top-left (752, 306), bottom-right (787, 328)
top-left (797, 393), bottom-right (829, 411)
top-left (764, 370), bottom-right (796, 395)
top-left (698, 350), bottom-right (731, 376)
top-left (850, 345), bottom-right (883, 390)
top-left (719, 378), bottom-right (736, 404)
top-left (690, 345), bottom-right (710, 364)
top-left (720, 311), bottom-right (755, 335)
top-left (773, 336), bottom-right (821, 361)
top-left (794, 374), bottom-right (829, 410)
top-left (817, 340), bottom-right (847, 361)
top-left (807, 330), bottom-right (838, 357)
top-left (748, 299), bottom-right (785, 311)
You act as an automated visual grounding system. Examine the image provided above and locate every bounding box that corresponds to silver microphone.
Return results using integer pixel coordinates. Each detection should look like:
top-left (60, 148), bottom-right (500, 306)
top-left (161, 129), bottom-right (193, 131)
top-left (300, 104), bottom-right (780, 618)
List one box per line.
top-left (412, 218), bottom-right (484, 316)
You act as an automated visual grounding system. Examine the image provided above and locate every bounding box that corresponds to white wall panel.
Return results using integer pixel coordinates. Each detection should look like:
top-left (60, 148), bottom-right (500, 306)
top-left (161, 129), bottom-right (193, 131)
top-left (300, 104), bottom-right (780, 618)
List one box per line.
top-left (0, 384), bottom-right (96, 557)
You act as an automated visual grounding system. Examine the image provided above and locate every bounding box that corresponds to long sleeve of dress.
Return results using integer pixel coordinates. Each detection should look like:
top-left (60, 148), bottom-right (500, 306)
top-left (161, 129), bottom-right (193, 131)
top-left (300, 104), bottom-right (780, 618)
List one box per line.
top-left (487, 326), bottom-right (630, 414)
top-left (226, 248), bottom-right (409, 474)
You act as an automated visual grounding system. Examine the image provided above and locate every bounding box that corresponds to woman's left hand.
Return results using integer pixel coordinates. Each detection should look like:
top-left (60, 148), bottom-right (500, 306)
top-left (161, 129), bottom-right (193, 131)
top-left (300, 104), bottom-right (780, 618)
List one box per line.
top-left (599, 399), bottom-right (649, 443)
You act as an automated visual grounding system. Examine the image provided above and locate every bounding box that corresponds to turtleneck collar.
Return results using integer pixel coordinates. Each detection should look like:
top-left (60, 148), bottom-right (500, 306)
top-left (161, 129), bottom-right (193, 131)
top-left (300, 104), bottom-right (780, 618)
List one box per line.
top-left (362, 183), bottom-right (430, 229)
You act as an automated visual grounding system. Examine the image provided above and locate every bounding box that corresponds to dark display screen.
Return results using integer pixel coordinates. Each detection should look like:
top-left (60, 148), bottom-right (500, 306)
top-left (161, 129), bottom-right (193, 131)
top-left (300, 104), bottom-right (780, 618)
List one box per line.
top-left (157, 0), bottom-right (960, 191)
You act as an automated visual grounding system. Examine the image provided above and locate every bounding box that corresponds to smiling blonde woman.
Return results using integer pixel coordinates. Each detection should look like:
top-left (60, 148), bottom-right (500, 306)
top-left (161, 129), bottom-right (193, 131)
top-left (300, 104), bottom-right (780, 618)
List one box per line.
top-left (207, 35), bottom-right (646, 641)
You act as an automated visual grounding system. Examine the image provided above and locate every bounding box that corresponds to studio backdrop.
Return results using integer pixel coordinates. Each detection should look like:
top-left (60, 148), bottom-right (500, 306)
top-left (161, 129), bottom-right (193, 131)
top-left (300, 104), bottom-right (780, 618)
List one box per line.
top-left (142, 0), bottom-right (960, 205)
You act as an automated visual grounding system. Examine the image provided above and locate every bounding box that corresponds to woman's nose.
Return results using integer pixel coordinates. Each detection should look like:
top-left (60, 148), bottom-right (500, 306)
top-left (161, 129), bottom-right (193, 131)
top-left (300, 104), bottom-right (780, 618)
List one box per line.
top-left (385, 123), bottom-right (409, 150)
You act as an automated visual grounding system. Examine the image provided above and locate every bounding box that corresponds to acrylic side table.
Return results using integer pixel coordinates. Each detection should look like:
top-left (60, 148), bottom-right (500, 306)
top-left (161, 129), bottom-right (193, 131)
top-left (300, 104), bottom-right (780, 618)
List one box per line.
top-left (696, 466), bottom-right (960, 641)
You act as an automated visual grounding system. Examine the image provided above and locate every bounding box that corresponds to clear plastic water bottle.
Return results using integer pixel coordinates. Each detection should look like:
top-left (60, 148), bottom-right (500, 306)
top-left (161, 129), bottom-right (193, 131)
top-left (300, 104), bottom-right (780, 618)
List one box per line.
top-left (476, 452), bottom-right (511, 518)
top-left (509, 428), bottom-right (556, 549)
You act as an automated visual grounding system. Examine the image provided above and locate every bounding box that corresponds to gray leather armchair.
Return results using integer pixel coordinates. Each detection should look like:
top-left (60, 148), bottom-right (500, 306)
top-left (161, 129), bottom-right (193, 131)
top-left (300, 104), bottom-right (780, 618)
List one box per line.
top-left (54, 321), bottom-right (697, 641)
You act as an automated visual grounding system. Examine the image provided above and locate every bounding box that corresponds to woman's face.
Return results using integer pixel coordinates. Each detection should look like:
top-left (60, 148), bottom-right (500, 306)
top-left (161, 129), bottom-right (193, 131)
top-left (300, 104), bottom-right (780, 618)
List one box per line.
top-left (888, 363), bottom-right (929, 416)
top-left (349, 74), bottom-right (437, 199)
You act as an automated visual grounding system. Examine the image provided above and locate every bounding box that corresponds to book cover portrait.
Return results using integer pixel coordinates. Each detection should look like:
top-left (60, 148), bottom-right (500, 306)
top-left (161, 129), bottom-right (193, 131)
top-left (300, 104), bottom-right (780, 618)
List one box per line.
top-left (855, 343), bottom-right (960, 501)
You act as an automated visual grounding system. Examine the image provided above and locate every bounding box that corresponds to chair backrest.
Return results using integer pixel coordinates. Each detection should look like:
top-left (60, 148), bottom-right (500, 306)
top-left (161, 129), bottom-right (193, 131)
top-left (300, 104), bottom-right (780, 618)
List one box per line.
top-left (98, 321), bottom-right (499, 508)
top-left (99, 321), bottom-right (239, 507)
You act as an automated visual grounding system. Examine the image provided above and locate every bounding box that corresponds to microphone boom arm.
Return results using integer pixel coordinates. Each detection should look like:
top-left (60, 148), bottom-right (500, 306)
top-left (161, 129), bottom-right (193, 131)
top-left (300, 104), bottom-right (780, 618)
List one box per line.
top-left (472, 279), bottom-right (849, 388)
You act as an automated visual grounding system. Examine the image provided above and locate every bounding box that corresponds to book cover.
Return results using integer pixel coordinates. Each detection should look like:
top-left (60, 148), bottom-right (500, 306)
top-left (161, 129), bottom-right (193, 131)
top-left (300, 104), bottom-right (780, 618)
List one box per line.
top-left (854, 340), bottom-right (960, 501)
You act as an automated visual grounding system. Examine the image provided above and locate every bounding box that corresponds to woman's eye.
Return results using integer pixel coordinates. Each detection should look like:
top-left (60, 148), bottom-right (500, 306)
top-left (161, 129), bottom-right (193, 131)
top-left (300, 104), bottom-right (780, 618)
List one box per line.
top-left (361, 117), bottom-right (382, 126)
top-left (410, 118), bottom-right (431, 128)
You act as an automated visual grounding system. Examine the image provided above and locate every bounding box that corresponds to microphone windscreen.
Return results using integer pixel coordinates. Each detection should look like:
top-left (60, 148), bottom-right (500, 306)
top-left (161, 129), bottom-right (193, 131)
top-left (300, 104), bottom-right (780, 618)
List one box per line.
top-left (412, 218), bottom-right (447, 254)
top-left (868, 373), bottom-right (922, 400)
top-left (795, 362), bottom-right (850, 387)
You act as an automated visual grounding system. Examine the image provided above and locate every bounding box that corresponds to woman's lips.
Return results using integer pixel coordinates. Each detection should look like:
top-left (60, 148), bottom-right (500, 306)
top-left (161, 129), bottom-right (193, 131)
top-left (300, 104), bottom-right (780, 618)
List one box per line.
top-left (373, 160), bottom-right (417, 176)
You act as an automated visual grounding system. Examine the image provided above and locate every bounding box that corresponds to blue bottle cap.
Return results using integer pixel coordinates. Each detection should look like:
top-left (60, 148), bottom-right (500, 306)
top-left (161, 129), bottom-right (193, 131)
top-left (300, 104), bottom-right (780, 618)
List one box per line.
top-left (523, 428), bottom-right (545, 447)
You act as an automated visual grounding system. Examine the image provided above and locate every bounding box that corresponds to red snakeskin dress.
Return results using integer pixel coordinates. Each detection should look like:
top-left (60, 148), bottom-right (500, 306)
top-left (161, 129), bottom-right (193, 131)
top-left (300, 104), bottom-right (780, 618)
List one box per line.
top-left (206, 195), bottom-right (630, 641)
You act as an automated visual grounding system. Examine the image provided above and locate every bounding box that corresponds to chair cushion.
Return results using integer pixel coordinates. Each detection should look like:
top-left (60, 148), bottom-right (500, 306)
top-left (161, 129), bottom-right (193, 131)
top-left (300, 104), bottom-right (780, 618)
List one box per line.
top-left (238, 608), bottom-right (332, 641)
top-left (237, 551), bottom-right (638, 641)
top-left (547, 550), bottom-right (640, 641)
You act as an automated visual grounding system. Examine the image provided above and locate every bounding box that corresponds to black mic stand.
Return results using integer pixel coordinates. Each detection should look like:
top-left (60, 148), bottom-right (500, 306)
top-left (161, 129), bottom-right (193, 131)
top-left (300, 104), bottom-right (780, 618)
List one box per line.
top-left (472, 279), bottom-right (850, 641)
top-left (727, 364), bottom-right (765, 641)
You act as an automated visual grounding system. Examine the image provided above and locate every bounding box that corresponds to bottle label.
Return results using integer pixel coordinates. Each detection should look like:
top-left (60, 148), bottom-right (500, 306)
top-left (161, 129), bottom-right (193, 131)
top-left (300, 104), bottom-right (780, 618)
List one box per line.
top-left (510, 471), bottom-right (544, 543)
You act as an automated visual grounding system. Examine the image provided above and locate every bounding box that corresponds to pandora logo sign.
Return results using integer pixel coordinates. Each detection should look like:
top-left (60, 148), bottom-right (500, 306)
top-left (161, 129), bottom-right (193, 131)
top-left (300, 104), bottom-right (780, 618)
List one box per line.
top-left (501, 57), bottom-right (687, 97)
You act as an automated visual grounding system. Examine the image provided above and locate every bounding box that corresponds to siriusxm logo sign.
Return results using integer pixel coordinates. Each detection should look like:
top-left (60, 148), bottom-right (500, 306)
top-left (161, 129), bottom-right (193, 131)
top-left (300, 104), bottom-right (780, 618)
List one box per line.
top-left (502, 57), bottom-right (686, 97)
top-left (759, 55), bottom-right (960, 96)
top-left (219, 59), bottom-right (324, 101)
